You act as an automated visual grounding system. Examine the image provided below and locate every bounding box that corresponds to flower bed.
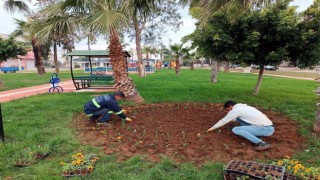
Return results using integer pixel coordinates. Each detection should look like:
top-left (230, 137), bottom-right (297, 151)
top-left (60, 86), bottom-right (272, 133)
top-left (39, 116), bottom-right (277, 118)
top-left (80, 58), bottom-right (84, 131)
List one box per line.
top-left (275, 156), bottom-right (320, 180)
top-left (14, 144), bottom-right (50, 167)
top-left (61, 153), bottom-right (99, 177)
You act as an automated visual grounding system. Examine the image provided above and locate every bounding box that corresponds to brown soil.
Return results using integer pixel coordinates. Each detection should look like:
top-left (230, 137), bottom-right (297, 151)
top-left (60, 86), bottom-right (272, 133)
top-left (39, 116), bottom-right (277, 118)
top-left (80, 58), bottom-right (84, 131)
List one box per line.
top-left (73, 102), bottom-right (305, 165)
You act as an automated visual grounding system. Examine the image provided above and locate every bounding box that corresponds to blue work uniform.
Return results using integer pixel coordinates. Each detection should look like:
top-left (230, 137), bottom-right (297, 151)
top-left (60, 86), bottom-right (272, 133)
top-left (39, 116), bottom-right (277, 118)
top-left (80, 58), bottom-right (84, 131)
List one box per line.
top-left (84, 94), bottom-right (127, 122)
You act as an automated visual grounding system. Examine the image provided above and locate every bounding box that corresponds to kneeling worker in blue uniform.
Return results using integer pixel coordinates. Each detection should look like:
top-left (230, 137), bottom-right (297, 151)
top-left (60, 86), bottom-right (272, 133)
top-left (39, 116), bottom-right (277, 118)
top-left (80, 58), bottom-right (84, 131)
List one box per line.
top-left (84, 91), bottom-right (132, 126)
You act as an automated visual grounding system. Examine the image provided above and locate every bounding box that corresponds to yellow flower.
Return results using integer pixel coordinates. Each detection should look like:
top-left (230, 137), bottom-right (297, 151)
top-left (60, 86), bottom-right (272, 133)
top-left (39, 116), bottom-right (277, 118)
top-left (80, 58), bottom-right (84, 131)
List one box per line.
top-left (306, 168), bottom-right (311, 173)
top-left (76, 153), bottom-right (84, 158)
top-left (71, 160), bottom-right (77, 165)
top-left (75, 159), bottom-right (82, 165)
top-left (87, 165), bottom-right (94, 171)
top-left (288, 166), bottom-right (291, 170)
top-left (60, 162), bottom-right (65, 166)
top-left (277, 160), bottom-right (284, 166)
top-left (294, 170), bottom-right (298, 174)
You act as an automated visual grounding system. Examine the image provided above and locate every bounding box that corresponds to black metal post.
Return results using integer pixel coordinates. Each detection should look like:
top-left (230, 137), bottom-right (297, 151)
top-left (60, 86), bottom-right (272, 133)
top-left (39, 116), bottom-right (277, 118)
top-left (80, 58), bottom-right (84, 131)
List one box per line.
top-left (0, 103), bottom-right (4, 142)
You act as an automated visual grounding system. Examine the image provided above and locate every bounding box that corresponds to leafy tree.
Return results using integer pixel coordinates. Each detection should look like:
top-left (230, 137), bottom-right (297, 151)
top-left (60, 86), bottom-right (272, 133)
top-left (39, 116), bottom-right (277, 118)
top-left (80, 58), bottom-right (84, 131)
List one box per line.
top-left (0, 37), bottom-right (27, 62)
top-left (234, 1), bottom-right (300, 95)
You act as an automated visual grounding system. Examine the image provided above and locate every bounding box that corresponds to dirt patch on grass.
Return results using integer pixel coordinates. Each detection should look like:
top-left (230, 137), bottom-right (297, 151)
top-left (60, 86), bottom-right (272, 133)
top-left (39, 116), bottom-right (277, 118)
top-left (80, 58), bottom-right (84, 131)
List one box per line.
top-left (73, 103), bottom-right (305, 165)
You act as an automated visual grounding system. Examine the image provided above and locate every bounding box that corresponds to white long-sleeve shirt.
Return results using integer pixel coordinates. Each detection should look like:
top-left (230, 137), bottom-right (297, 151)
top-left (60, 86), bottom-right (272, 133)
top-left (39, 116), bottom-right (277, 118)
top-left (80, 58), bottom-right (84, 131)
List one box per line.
top-left (210, 104), bottom-right (273, 129)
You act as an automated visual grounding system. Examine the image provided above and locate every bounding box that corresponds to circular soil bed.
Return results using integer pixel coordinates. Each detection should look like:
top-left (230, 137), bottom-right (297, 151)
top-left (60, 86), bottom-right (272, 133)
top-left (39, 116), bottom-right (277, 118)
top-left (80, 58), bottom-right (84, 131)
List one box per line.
top-left (73, 103), bottom-right (305, 164)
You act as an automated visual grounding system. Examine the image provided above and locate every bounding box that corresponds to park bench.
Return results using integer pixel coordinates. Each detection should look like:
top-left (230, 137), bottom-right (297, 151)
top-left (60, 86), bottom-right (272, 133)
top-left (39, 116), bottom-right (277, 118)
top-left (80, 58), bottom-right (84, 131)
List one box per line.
top-left (73, 75), bottom-right (114, 90)
top-left (0, 67), bottom-right (19, 73)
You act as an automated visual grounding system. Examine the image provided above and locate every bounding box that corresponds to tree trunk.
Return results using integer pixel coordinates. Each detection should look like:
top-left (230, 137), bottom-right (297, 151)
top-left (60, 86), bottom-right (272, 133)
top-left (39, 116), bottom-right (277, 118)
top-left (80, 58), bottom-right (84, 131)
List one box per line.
top-left (109, 29), bottom-right (144, 103)
top-left (32, 38), bottom-right (45, 75)
top-left (314, 80), bottom-right (320, 133)
top-left (133, 13), bottom-right (145, 77)
top-left (175, 56), bottom-right (180, 75)
top-left (53, 41), bottom-right (59, 74)
top-left (253, 67), bottom-right (264, 95)
top-left (211, 59), bottom-right (217, 83)
top-left (217, 61), bottom-right (221, 72)
top-left (190, 61), bottom-right (194, 70)
top-left (87, 36), bottom-right (91, 50)
top-left (225, 61), bottom-right (230, 72)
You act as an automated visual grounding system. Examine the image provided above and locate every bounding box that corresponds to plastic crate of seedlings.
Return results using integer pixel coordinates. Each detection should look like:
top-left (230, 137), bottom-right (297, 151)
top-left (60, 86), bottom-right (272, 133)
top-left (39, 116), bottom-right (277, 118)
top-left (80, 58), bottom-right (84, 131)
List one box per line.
top-left (283, 172), bottom-right (297, 180)
top-left (224, 160), bottom-right (285, 180)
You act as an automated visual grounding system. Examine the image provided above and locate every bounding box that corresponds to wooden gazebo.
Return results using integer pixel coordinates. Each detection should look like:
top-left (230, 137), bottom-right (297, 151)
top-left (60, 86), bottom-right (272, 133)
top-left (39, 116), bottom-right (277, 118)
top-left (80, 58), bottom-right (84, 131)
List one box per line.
top-left (66, 50), bottom-right (131, 90)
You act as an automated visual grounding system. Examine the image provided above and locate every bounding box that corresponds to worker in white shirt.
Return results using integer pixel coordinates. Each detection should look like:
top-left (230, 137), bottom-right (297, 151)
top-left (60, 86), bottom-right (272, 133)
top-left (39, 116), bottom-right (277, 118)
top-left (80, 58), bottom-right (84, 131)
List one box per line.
top-left (207, 100), bottom-right (274, 151)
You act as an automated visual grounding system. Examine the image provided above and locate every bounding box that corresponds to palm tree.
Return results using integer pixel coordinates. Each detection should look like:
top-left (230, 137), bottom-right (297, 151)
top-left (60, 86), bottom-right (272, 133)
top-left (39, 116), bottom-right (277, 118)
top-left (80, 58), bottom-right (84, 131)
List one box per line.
top-left (166, 43), bottom-right (188, 75)
top-left (11, 18), bottom-right (47, 75)
top-left (122, 0), bottom-right (158, 77)
top-left (48, 0), bottom-right (144, 101)
top-left (27, 4), bottom-right (81, 74)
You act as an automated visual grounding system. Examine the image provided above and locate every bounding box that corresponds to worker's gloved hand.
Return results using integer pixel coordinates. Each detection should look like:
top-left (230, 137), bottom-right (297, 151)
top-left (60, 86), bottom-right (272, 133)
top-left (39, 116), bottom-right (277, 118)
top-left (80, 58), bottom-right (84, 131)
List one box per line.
top-left (207, 127), bottom-right (215, 132)
top-left (122, 109), bottom-right (129, 114)
top-left (125, 117), bottom-right (132, 122)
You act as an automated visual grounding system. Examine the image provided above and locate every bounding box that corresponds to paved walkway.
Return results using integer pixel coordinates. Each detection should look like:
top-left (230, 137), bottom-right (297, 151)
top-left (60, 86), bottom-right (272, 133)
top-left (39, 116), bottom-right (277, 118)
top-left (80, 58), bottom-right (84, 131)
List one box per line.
top-left (0, 80), bottom-right (115, 103)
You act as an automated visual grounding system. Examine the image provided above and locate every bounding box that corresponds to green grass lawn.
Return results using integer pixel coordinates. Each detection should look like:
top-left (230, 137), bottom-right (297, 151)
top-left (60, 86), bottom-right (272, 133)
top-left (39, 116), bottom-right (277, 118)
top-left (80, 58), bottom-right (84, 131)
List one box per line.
top-left (0, 69), bottom-right (318, 179)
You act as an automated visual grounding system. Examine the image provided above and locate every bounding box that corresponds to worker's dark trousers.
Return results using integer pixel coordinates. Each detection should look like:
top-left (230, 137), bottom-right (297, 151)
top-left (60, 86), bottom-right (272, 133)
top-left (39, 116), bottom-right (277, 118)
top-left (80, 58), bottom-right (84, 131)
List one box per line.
top-left (84, 107), bottom-right (112, 122)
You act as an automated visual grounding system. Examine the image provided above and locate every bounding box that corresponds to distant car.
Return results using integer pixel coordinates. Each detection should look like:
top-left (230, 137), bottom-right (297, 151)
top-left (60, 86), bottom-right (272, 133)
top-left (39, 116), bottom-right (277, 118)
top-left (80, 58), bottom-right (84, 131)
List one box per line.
top-left (251, 65), bottom-right (260, 69)
top-left (229, 64), bottom-right (240, 68)
top-left (264, 65), bottom-right (278, 71)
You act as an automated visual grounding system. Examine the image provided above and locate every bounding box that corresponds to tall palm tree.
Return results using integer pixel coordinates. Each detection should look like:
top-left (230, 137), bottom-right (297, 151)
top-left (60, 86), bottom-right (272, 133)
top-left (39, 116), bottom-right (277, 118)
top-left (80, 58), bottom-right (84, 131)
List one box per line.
top-left (122, 0), bottom-right (158, 77)
top-left (49, 0), bottom-right (144, 101)
top-left (12, 18), bottom-right (47, 75)
top-left (27, 3), bottom-right (81, 74)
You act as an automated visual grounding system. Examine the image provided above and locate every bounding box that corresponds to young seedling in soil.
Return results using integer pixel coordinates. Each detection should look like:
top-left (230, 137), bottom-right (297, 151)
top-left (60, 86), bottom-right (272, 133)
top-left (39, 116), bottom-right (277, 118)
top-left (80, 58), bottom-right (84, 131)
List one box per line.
top-left (181, 131), bottom-right (186, 139)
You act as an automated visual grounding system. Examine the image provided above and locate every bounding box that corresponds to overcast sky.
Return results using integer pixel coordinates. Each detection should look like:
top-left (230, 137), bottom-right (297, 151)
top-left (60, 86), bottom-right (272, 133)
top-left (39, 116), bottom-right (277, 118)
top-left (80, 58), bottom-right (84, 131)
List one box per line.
top-left (0, 0), bottom-right (314, 51)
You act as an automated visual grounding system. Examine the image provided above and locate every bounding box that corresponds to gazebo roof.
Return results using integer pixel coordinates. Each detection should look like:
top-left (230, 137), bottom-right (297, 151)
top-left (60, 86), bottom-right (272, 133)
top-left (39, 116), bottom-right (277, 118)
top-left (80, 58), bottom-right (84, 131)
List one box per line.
top-left (66, 50), bottom-right (131, 57)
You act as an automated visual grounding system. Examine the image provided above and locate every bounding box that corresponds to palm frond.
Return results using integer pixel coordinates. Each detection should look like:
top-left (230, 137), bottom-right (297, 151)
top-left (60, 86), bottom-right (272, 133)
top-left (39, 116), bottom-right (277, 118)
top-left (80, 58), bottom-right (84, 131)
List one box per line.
top-left (85, 8), bottom-right (129, 34)
top-left (3, 0), bottom-right (30, 13)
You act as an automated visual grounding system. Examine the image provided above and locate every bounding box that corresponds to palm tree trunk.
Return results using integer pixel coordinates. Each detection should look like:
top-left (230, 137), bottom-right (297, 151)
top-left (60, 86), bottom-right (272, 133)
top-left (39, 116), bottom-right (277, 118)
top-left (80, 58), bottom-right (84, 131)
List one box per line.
top-left (109, 29), bottom-right (144, 103)
top-left (175, 57), bottom-right (180, 75)
top-left (133, 13), bottom-right (145, 77)
top-left (53, 41), bottom-right (59, 74)
top-left (211, 59), bottom-right (217, 83)
top-left (253, 67), bottom-right (264, 95)
top-left (217, 61), bottom-right (221, 72)
top-left (32, 38), bottom-right (45, 75)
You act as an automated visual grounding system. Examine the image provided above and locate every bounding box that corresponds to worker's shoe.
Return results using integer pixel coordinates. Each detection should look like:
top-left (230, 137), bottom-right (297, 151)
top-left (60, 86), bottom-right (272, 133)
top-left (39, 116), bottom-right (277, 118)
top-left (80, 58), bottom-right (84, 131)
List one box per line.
top-left (254, 142), bottom-right (270, 151)
top-left (97, 122), bottom-right (111, 127)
